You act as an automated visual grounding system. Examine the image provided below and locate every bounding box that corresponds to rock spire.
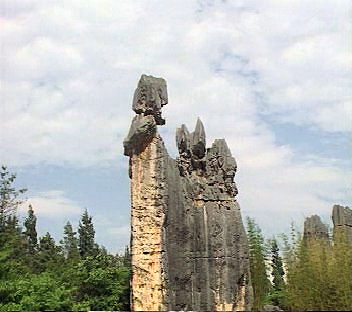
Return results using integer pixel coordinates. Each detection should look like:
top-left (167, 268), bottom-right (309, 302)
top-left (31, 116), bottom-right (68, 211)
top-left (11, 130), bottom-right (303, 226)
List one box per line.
top-left (303, 215), bottom-right (329, 241)
top-left (332, 204), bottom-right (352, 243)
top-left (124, 75), bottom-right (252, 311)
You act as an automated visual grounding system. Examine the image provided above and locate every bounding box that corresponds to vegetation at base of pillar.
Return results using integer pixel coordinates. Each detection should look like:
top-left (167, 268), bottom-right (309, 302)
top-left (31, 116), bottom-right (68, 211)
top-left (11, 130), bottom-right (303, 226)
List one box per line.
top-left (0, 166), bottom-right (130, 311)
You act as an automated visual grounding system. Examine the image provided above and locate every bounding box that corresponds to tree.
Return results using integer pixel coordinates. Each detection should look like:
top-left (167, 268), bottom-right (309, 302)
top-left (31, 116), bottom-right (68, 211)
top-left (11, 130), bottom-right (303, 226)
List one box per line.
top-left (269, 238), bottom-right (284, 291)
top-left (280, 222), bottom-right (300, 271)
top-left (0, 272), bottom-right (74, 311)
top-left (78, 210), bottom-right (95, 259)
top-left (37, 232), bottom-right (62, 271)
top-left (122, 245), bottom-right (131, 267)
top-left (23, 204), bottom-right (38, 255)
top-left (61, 221), bottom-right (79, 261)
top-left (73, 253), bottom-right (130, 311)
top-left (330, 231), bottom-right (352, 310)
top-left (282, 230), bottom-right (352, 311)
top-left (267, 237), bottom-right (285, 306)
top-left (0, 166), bottom-right (27, 232)
top-left (246, 217), bottom-right (271, 310)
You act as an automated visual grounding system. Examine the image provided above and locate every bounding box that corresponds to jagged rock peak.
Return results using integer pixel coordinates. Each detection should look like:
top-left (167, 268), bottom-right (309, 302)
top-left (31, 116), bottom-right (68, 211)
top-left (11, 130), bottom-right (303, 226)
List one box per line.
top-left (176, 119), bottom-right (207, 175)
top-left (123, 74), bottom-right (168, 156)
top-left (132, 74), bottom-right (168, 125)
top-left (303, 215), bottom-right (329, 241)
top-left (191, 118), bottom-right (206, 159)
top-left (209, 138), bottom-right (232, 157)
top-left (176, 119), bottom-right (206, 158)
top-left (176, 124), bottom-right (190, 155)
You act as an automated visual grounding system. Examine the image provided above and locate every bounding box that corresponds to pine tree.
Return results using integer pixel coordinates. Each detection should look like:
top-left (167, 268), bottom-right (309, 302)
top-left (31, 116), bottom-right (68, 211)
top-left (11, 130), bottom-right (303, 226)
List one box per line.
top-left (61, 221), bottom-right (79, 261)
top-left (37, 232), bottom-right (62, 270)
top-left (246, 217), bottom-right (270, 310)
top-left (123, 245), bottom-right (131, 267)
top-left (0, 166), bottom-right (27, 232)
top-left (0, 214), bottom-right (27, 279)
top-left (23, 204), bottom-right (38, 255)
top-left (267, 237), bottom-right (285, 306)
top-left (269, 238), bottom-right (284, 291)
top-left (78, 209), bottom-right (95, 259)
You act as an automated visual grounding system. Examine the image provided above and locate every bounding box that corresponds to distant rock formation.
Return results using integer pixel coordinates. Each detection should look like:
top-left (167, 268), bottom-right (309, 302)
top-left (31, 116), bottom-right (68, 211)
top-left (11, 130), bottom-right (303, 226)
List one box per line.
top-left (303, 215), bottom-right (329, 241)
top-left (124, 75), bottom-right (252, 311)
top-left (332, 205), bottom-right (352, 243)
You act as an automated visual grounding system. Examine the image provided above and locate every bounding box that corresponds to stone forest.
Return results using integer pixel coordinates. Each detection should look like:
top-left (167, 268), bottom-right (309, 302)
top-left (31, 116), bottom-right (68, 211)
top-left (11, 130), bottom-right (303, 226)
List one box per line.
top-left (0, 75), bottom-right (351, 311)
top-left (123, 75), bottom-right (352, 311)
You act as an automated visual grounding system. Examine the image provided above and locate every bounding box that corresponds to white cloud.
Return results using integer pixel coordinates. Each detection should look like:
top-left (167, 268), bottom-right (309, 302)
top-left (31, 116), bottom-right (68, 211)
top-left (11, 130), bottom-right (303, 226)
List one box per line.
top-left (1, 0), bottom-right (351, 240)
top-left (20, 190), bottom-right (82, 217)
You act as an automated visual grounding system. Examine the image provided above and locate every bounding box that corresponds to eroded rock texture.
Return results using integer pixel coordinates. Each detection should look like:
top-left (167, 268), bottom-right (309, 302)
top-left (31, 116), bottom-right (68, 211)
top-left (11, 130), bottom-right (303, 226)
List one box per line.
top-left (303, 215), bottom-right (329, 241)
top-left (332, 205), bottom-right (352, 243)
top-left (124, 75), bottom-right (252, 311)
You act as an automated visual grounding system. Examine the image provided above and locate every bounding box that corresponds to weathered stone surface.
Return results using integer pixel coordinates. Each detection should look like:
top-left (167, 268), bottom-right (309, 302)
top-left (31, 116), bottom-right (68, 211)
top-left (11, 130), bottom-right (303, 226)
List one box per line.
top-left (132, 74), bottom-right (168, 125)
top-left (124, 75), bottom-right (252, 311)
top-left (332, 204), bottom-right (352, 243)
top-left (303, 215), bottom-right (329, 241)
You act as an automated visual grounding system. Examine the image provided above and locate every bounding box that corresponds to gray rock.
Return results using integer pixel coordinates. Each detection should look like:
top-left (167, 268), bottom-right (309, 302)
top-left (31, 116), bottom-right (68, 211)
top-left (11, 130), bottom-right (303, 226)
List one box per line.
top-left (123, 114), bottom-right (156, 156)
top-left (191, 118), bottom-right (206, 159)
top-left (303, 215), bottom-right (329, 241)
top-left (332, 204), bottom-right (352, 243)
top-left (132, 74), bottom-right (168, 125)
top-left (124, 75), bottom-right (252, 310)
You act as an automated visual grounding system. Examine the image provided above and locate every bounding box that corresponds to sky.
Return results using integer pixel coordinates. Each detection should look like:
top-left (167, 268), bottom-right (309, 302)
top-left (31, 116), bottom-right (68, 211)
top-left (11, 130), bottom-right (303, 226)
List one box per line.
top-left (1, 0), bottom-right (351, 254)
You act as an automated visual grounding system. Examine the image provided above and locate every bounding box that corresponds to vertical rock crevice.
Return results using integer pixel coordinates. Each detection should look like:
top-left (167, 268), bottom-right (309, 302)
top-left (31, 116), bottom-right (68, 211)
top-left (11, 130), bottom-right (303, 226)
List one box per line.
top-left (124, 74), bottom-right (252, 311)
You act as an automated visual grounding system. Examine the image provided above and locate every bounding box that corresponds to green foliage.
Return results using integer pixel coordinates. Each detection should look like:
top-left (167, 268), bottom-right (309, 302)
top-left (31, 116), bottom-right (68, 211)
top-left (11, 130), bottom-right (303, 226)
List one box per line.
top-left (266, 237), bottom-right (285, 307)
top-left (78, 209), bottom-right (96, 259)
top-left (0, 218), bottom-right (28, 280)
top-left (246, 217), bottom-right (271, 310)
top-left (269, 238), bottom-right (284, 291)
top-left (0, 166), bottom-right (131, 311)
top-left (283, 231), bottom-right (352, 311)
top-left (61, 221), bottom-right (80, 261)
top-left (123, 245), bottom-right (131, 267)
top-left (0, 224), bottom-right (131, 311)
top-left (72, 253), bottom-right (130, 310)
top-left (36, 232), bottom-right (64, 272)
top-left (0, 166), bottom-right (26, 232)
top-left (0, 272), bottom-right (73, 311)
top-left (279, 222), bottom-right (300, 269)
top-left (23, 204), bottom-right (38, 255)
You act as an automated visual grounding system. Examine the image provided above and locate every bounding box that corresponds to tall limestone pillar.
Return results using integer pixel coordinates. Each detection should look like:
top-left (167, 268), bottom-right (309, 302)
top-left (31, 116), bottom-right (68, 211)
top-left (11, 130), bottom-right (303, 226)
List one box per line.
top-left (303, 215), bottom-right (329, 242)
top-left (332, 204), bottom-right (352, 244)
top-left (123, 74), bottom-right (252, 311)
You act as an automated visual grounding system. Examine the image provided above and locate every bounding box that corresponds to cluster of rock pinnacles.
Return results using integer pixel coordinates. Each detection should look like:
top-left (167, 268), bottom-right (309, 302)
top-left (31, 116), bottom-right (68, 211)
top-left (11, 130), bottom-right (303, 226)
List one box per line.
top-left (123, 75), bottom-right (351, 311)
top-left (304, 205), bottom-right (352, 243)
